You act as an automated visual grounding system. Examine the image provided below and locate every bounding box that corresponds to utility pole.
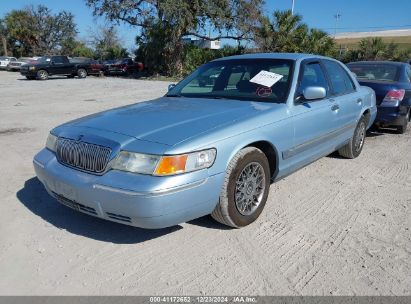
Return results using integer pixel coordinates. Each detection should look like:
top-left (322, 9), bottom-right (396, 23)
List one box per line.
top-left (291, 0), bottom-right (295, 15)
top-left (334, 13), bottom-right (341, 38)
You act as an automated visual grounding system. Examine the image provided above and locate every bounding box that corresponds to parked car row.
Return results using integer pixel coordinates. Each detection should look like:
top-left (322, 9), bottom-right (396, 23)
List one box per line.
top-left (0, 55), bottom-right (144, 80)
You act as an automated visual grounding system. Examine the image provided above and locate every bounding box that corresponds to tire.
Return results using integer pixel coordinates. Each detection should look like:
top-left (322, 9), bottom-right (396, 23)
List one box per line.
top-left (397, 111), bottom-right (409, 134)
top-left (211, 147), bottom-right (271, 228)
top-left (36, 70), bottom-right (48, 80)
top-left (77, 68), bottom-right (87, 78)
top-left (338, 116), bottom-right (367, 159)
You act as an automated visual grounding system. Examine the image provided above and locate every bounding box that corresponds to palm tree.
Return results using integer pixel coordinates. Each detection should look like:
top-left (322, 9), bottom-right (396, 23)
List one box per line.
top-left (254, 10), bottom-right (335, 56)
top-left (303, 28), bottom-right (336, 56)
top-left (256, 10), bottom-right (308, 52)
top-left (358, 37), bottom-right (386, 60)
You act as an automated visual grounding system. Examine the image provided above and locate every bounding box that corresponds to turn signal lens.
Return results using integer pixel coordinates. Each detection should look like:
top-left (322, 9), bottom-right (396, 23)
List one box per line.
top-left (155, 155), bottom-right (188, 176)
top-left (154, 149), bottom-right (216, 176)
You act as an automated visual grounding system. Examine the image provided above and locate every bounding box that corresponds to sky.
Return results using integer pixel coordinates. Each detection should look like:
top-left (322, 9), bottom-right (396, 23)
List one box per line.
top-left (1, 0), bottom-right (411, 50)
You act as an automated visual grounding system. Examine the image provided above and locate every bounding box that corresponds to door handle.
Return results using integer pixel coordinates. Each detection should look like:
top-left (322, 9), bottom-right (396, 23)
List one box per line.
top-left (357, 98), bottom-right (363, 104)
top-left (331, 104), bottom-right (339, 111)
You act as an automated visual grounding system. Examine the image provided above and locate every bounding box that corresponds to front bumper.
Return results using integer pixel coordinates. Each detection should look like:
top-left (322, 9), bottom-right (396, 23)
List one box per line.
top-left (20, 69), bottom-right (37, 77)
top-left (33, 148), bottom-right (224, 229)
top-left (8, 66), bottom-right (22, 71)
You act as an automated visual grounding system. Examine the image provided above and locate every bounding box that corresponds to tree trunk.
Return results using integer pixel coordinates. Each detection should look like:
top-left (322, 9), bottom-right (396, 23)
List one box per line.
top-left (1, 36), bottom-right (7, 56)
top-left (165, 27), bottom-right (184, 77)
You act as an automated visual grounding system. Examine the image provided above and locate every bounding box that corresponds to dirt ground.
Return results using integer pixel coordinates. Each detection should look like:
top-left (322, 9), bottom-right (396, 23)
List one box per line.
top-left (0, 72), bottom-right (410, 296)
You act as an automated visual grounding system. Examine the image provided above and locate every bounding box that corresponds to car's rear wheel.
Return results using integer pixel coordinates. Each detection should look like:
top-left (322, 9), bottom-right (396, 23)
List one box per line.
top-left (36, 70), bottom-right (48, 80)
top-left (77, 68), bottom-right (87, 78)
top-left (211, 147), bottom-right (270, 228)
top-left (338, 115), bottom-right (367, 159)
top-left (397, 110), bottom-right (409, 134)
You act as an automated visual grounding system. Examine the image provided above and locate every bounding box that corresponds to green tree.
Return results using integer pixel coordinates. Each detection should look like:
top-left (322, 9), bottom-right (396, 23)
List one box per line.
top-left (4, 5), bottom-right (77, 56)
top-left (69, 40), bottom-right (95, 58)
top-left (0, 19), bottom-right (8, 56)
top-left (255, 10), bottom-right (308, 53)
top-left (358, 37), bottom-right (386, 60)
top-left (254, 10), bottom-right (336, 56)
top-left (86, 0), bottom-right (264, 76)
top-left (4, 9), bottom-right (36, 56)
top-left (89, 25), bottom-right (127, 60)
top-left (303, 28), bottom-right (336, 57)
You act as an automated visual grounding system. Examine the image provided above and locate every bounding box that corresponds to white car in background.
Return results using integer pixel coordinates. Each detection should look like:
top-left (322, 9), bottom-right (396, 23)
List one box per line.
top-left (0, 56), bottom-right (17, 70)
top-left (7, 57), bottom-right (36, 71)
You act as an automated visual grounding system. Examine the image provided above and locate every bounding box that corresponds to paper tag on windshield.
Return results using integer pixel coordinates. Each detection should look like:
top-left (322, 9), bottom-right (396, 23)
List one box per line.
top-left (250, 70), bottom-right (283, 87)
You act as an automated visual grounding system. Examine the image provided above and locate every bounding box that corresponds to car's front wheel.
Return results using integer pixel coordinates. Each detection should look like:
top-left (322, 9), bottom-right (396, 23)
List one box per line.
top-left (338, 115), bottom-right (367, 159)
top-left (211, 147), bottom-right (270, 228)
top-left (36, 70), bottom-right (48, 80)
top-left (77, 68), bottom-right (87, 78)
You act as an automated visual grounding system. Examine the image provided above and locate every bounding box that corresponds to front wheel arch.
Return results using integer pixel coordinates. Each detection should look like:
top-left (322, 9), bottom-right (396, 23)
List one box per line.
top-left (225, 140), bottom-right (279, 181)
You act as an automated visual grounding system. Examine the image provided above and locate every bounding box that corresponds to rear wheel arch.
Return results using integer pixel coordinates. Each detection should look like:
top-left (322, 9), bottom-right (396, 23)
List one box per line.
top-left (362, 109), bottom-right (371, 125)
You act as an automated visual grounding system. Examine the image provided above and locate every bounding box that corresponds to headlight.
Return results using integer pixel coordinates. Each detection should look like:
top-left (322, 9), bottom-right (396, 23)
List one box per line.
top-left (29, 66), bottom-right (36, 71)
top-left (111, 149), bottom-right (216, 176)
top-left (111, 151), bottom-right (161, 175)
top-left (46, 133), bottom-right (57, 152)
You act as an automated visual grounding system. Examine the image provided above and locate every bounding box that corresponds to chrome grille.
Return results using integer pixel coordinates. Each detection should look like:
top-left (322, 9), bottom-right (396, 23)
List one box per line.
top-left (56, 138), bottom-right (112, 174)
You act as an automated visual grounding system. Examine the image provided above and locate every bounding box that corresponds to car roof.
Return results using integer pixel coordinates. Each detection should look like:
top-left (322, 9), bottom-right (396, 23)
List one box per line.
top-left (347, 61), bottom-right (406, 67)
top-left (213, 52), bottom-right (328, 62)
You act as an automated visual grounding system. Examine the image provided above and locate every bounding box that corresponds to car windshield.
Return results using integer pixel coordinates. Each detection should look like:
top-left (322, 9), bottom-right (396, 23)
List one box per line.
top-left (348, 64), bottom-right (399, 82)
top-left (167, 59), bottom-right (294, 103)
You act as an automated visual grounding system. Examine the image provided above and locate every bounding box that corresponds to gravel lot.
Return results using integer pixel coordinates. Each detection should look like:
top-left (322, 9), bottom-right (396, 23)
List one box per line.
top-left (0, 71), bottom-right (410, 296)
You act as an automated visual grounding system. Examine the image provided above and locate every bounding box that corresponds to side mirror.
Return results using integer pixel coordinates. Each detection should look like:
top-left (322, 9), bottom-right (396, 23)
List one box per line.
top-left (168, 84), bottom-right (176, 92)
top-left (303, 86), bottom-right (326, 100)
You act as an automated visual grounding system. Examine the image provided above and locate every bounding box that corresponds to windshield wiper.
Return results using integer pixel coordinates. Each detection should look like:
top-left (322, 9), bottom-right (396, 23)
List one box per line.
top-left (165, 94), bottom-right (182, 97)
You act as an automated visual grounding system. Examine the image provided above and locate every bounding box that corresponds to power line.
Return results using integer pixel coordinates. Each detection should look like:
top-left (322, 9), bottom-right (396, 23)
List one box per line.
top-left (319, 24), bottom-right (411, 31)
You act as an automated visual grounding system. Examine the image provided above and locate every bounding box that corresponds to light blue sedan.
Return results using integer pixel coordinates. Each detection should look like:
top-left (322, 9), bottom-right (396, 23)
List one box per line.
top-left (33, 53), bottom-right (377, 229)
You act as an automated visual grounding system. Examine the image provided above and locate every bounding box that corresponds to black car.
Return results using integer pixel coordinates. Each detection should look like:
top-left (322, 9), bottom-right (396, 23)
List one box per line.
top-left (20, 55), bottom-right (88, 80)
top-left (347, 61), bottom-right (411, 133)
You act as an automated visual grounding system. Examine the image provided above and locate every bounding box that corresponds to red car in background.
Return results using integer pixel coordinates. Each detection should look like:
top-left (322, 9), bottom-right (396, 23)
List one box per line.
top-left (105, 58), bottom-right (144, 76)
top-left (70, 57), bottom-right (106, 76)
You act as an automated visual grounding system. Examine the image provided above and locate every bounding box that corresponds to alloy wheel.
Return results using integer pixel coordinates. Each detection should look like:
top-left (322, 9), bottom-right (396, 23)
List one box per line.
top-left (234, 162), bottom-right (266, 216)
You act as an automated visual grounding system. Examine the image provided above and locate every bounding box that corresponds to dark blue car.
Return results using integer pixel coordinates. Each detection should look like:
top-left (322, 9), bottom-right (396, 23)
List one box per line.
top-left (347, 61), bottom-right (411, 133)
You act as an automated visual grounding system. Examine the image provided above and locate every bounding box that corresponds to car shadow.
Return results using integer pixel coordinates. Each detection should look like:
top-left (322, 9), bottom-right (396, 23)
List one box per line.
top-left (188, 215), bottom-right (233, 230)
top-left (368, 128), bottom-right (399, 136)
top-left (17, 77), bottom-right (80, 81)
top-left (17, 177), bottom-right (182, 244)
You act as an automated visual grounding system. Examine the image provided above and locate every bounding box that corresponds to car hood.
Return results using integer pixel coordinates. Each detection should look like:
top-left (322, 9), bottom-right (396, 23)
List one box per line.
top-left (63, 97), bottom-right (275, 146)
